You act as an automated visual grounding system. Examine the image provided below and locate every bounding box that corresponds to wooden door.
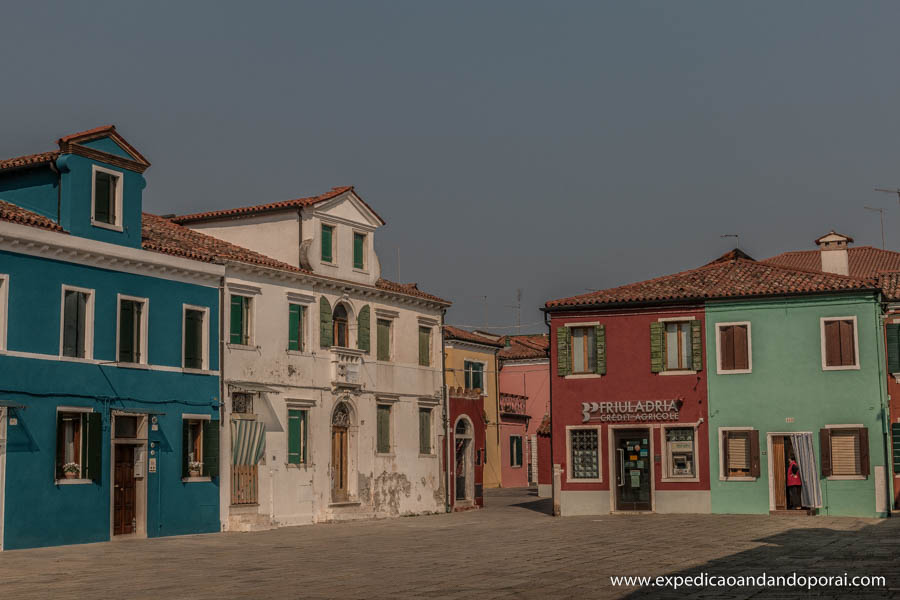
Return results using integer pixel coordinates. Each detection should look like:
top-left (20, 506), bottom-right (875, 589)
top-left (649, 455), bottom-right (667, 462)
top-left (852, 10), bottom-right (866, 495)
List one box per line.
top-left (332, 426), bottom-right (348, 501)
top-left (773, 436), bottom-right (786, 510)
top-left (114, 445), bottom-right (135, 535)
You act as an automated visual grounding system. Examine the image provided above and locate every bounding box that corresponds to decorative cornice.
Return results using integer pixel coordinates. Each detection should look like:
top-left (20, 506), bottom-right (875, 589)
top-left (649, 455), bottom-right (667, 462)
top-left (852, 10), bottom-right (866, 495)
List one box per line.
top-left (60, 143), bottom-right (149, 174)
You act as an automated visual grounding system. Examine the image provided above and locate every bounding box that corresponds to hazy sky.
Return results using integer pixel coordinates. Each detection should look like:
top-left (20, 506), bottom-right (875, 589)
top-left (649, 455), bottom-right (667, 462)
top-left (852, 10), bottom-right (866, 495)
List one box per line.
top-left (4, 1), bottom-right (900, 332)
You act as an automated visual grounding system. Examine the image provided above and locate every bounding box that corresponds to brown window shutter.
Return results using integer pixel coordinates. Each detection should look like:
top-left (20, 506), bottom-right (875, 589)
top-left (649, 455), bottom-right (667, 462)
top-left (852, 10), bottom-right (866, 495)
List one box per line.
top-left (858, 427), bottom-right (869, 477)
top-left (820, 428), bottom-right (832, 477)
top-left (824, 320), bottom-right (840, 367)
top-left (721, 431), bottom-right (729, 477)
top-left (839, 320), bottom-right (855, 366)
top-left (720, 326), bottom-right (734, 371)
top-left (734, 325), bottom-right (749, 370)
top-left (749, 429), bottom-right (760, 478)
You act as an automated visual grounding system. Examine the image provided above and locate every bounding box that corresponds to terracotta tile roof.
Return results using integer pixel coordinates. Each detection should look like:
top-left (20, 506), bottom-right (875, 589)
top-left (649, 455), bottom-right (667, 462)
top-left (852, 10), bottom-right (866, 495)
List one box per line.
top-left (375, 279), bottom-right (450, 305)
top-left (536, 413), bottom-right (551, 435)
top-left (762, 246), bottom-right (900, 278)
top-left (546, 252), bottom-right (876, 309)
top-left (0, 150), bottom-right (60, 172)
top-left (141, 213), bottom-right (307, 272)
top-left (57, 125), bottom-right (117, 144)
top-left (878, 272), bottom-right (900, 301)
top-left (499, 334), bottom-right (550, 360)
top-left (0, 199), bottom-right (65, 232)
top-left (170, 186), bottom-right (385, 226)
top-left (443, 325), bottom-right (505, 347)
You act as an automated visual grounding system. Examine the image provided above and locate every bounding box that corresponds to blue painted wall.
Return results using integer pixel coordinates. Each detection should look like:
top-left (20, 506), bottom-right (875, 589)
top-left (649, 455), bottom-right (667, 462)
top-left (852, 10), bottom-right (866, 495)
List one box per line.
top-left (80, 137), bottom-right (134, 160)
top-left (0, 250), bottom-right (221, 550)
top-left (0, 167), bottom-right (59, 222)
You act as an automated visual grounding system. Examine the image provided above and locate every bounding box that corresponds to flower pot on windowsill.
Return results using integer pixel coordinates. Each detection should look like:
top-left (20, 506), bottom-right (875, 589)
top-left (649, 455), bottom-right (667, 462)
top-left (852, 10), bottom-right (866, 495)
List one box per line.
top-left (64, 471), bottom-right (78, 479)
top-left (189, 470), bottom-right (202, 478)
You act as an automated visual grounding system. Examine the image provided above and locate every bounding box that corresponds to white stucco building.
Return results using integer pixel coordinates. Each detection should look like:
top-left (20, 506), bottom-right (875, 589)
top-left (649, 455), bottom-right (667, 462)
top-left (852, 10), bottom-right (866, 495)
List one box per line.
top-left (172, 186), bottom-right (451, 529)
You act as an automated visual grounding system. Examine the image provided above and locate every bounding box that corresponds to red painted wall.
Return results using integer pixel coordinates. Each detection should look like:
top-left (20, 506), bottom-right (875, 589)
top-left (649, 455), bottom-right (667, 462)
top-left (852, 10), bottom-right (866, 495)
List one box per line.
top-left (447, 391), bottom-right (486, 508)
top-left (549, 305), bottom-right (710, 496)
top-left (883, 314), bottom-right (900, 508)
top-left (538, 433), bottom-right (552, 485)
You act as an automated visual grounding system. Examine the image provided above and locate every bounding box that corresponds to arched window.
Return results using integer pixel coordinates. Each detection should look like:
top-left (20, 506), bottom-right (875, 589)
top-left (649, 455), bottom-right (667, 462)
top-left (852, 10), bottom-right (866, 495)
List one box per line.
top-left (455, 419), bottom-right (471, 437)
top-left (333, 304), bottom-right (349, 347)
top-left (332, 402), bottom-right (351, 427)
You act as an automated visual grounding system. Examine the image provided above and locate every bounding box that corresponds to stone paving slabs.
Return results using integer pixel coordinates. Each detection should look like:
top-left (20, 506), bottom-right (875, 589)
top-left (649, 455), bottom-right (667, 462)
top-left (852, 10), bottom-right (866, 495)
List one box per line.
top-left (0, 488), bottom-right (896, 599)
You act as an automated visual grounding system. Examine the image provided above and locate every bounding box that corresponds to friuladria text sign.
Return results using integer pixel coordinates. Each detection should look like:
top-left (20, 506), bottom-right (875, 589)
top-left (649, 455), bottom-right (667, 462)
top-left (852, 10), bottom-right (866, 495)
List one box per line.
top-left (582, 400), bottom-right (681, 423)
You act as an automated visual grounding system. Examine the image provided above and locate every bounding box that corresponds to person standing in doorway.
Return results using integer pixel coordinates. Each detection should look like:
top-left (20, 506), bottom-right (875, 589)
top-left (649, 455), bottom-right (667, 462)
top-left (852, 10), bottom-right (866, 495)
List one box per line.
top-left (787, 454), bottom-right (803, 510)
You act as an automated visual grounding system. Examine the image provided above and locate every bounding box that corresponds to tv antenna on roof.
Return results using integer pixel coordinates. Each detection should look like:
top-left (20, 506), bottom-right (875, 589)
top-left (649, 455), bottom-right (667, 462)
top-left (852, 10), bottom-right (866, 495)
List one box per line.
top-left (864, 206), bottom-right (886, 250)
top-left (720, 234), bottom-right (740, 248)
top-left (874, 187), bottom-right (900, 206)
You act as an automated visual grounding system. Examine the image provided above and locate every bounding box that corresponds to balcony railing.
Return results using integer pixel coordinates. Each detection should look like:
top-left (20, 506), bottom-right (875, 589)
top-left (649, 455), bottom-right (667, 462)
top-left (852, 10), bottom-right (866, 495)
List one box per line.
top-left (499, 394), bottom-right (527, 416)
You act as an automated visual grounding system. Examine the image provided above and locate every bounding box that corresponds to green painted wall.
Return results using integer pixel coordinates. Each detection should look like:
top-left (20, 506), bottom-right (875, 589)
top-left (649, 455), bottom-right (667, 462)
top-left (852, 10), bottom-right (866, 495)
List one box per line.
top-left (706, 293), bottom-right (889, 518)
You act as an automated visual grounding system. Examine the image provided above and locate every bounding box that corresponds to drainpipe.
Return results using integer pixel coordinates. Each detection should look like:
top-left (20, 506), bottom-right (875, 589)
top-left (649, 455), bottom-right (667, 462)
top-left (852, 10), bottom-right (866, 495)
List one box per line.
top-left (494, 344), bottom-right (501, 487)
top-left (49, 161), bottom-right (61, 225)
top-left (441, 308), bottom-right (451, 512)
top-left (218, 273), bottom-right (227, 530)
top-left (877, 297), bottom-right (893, 516)
top-left (543, 307), bottom-right (557, 516)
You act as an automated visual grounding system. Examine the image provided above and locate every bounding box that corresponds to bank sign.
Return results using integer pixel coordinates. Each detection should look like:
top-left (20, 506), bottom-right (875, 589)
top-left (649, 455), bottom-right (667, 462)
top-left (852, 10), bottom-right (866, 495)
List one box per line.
top-left (582, 400), bottom-right (681, 423)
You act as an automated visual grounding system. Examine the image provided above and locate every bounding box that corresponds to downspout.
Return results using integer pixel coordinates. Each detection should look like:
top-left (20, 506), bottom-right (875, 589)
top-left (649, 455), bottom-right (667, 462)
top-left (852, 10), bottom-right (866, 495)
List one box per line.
top-left (877, 295), bottom-right (893, 516)
top-left (218, 272), bottom-right (227, 530)
top-left (494, 344), bottom-right (501, 486)
top-left (441, 308), bottom-right (451, 512)
top-left (543, 307), bottom-right (556, 516)
top-left (49, 161), bottom-right (61, 225)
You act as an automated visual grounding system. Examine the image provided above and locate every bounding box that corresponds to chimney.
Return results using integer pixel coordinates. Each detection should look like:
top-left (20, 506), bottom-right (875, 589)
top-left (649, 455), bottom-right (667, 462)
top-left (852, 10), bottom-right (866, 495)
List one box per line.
top-left (814, 231), bottom-right (853, 276)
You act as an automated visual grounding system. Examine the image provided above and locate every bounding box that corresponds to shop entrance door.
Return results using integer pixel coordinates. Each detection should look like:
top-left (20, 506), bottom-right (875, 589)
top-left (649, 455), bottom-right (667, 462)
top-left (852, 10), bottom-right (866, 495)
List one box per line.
top-left (113, 445), bottom-right (136, 535)
top-left (614, 429), bottom-right (652, 511)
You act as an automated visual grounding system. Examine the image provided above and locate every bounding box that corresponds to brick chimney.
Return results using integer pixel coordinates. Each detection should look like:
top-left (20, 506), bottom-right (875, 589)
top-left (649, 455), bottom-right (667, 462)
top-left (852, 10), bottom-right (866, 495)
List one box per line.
top-left (815, 231), bottom-right (853, 276)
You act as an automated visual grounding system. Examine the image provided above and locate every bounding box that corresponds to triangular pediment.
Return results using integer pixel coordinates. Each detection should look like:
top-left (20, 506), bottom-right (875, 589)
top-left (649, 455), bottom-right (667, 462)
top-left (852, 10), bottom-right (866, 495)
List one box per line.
top-left (314, 189), bottom-right (385, 228)
top-left (57, 125), bottom-right (151, 172)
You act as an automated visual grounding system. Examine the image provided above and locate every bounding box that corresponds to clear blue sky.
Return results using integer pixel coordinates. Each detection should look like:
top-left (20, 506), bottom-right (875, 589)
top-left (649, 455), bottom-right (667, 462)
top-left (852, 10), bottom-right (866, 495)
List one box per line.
top-left (3, 1), bottom-right (900, 332)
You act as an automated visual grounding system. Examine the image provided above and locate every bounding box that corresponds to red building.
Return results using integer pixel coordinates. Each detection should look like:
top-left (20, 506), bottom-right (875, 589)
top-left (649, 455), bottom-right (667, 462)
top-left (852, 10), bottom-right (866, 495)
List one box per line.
top-left (544, 287), bottom-right (711, 515)
top-left (445, 387), bottom-right (486, 510)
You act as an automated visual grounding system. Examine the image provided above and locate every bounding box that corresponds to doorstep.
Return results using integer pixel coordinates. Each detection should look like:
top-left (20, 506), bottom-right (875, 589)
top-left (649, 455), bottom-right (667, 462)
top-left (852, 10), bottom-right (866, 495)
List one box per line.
top-left (770, 508), bottom-right (818, 516)
top-left (328, 501), bottom-right (362, 508)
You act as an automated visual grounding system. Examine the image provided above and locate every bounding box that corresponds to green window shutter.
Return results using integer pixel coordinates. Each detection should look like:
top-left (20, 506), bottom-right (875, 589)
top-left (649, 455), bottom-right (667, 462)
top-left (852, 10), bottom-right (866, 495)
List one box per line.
top-left (319, 297), bottom-right (333, 348)
top-left (887, 324), bottom-right (900, 373)
top-left (85, 412), bottom-right (103, 483)
top-left (595, 325), bottom-right (606, 375)
top-left (418, 327), bottom-right (430, 366)
top-left (321, 225), bottom-right (333, 263)
top-left (377, 405), bottom-right (391, 453)
top-left (203, 420), bottom-right (219, 478)
top-left (377, 319), bottom-right (391, 361)
top-left (229, 296), bottom-right (243, 345)
top-left (509, 436), bottom-right (515, 466)
top-left (288, 410), bottom-right (302, 464)
top-left (184, 310), bottom-right (203, 369)
top-left (556, 327), bottom-right (570, 376)
top-left (357, 305), bottom-right (371, 352)
top-left (353, 233), bottom-right (365, 269)
top-left (94, 172), bottom-right (112, 223)
top-left (288, 304), bottom-right (301, 351)
top-left (691, 320), bottom-right (703, 371)
top-left (119, 301), bottom-right (135, 363)
top-left (650, 322), bottom-right (664, 373)
top-left (419, 409), bottom-right (431, 454)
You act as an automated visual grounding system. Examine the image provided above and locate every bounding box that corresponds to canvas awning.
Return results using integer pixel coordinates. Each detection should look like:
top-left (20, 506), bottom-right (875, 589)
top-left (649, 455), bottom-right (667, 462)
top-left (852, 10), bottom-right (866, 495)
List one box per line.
top-left (226, 380), bottom-right (283, 432)
top-left (231, 419), bottom-right (266, 466)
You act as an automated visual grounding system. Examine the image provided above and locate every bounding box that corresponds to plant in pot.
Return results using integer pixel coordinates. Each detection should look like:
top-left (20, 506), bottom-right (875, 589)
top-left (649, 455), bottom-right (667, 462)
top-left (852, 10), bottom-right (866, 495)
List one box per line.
top-left (188, 461), bottom-right (203, 478)
top-left (62, 463), bottom-right (80, 479)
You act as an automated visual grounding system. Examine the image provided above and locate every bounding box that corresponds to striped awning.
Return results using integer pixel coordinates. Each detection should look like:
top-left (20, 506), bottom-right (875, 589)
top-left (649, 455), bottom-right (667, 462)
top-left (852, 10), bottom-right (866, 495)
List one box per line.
top-left (231, 419), bottom-right (266, 466)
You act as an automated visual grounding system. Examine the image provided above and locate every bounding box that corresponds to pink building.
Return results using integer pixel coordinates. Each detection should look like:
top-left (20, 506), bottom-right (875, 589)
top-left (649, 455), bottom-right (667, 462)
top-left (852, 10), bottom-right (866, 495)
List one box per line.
top-left (498, 334), bottom-right (550, 489)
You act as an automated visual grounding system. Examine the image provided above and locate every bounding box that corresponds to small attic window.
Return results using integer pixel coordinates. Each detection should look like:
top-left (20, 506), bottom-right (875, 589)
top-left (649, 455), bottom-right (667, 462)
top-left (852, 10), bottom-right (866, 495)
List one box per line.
top-left (92, 165), bottom-right (123, 230)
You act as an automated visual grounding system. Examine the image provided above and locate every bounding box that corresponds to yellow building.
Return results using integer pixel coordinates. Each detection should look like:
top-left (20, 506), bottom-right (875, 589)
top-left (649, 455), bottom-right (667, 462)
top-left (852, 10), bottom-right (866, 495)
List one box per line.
top-left (443, 326), bottom-right (504, 488)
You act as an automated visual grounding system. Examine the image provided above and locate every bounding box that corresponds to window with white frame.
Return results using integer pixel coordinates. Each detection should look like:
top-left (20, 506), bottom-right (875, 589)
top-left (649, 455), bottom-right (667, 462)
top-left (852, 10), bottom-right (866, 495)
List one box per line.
top-left (287, 409), bottom-right (308, 465)
top-left (55, 408), bottom-right (100, 482)
top-left (821, 317), bottom-right (859, 369)
top-left (568, 428), bottom-right (600, 480)
top-left (464, 360), bottom-right (485, 392)
top-left (61, 286), bottom-right (94, 359)
top-left (91, 165), bottom-right (122, 228)
top-left (716, 322), bottom-right (751, 373)
top-left (664, 321), bottom-right (692, 371)
top-left (663, 426), bottom-right (696, 478)
top-left (287, 303), bottom-right (306, 352)
top-left (118, 296), bottom-right (148, 364)
top-left (569, 326), bottom-right (596, 374)
top-left (353, 231), bottom-right (367, 270)
top-left (183, 306), bottom-right (208, 370)
top-left (182, 416), bottom-right (218, 479)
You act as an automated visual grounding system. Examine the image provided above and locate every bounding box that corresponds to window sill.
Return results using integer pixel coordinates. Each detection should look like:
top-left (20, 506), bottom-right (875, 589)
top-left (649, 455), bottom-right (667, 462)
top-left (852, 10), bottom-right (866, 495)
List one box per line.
top-left (375, 452), bottom-right (395, 458)
top-left (285, 349), bottom-right (310, 356)
top-left (661, 476), bottom-right (700, 483)
top-left (285, 463), bottom-right (312, 469)
top-left (352, 267), bottom-right (369, 274)
top-left (565, 373), bottom-right (601, 380)
top-left (826, 475), bottom-right (866, 481)
top-left (419, 453), bottom-right (436, 459)
top-left (716, 369), bottom-right (752, 375)
top-left (117, 362), bottom-right (149, 370)
top-left (182, 476), bottom-right (212, 483)
top-left (822, 365), bottom-right (860, 371)
top-left (658, 370), bottom-right (699, 376)
top-left (566, 477), bottom-right (603, 484)
top-left (320, 261), bottom-right (338, 268)
top-left (720, 476), bottom-right (757, 482)
top-left (511, 465), bottom-right (523, 469)
top-left (57, 355), bottom-right (94, 363)
top-left (91, 220), bottom-right (123, 232)
top-left (227, 344), bottom-right (258, 352)
top-left (56, 478), bottom-right (92, 485)
top-left (182, 367), bottom-right (213, 375)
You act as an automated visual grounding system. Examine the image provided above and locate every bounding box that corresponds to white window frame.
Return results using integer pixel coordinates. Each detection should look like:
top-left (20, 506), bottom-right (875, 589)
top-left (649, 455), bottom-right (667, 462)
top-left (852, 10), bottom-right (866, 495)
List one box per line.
top-left (320, 221), bottom-right (337, 266)
top-left (181, 304), bottom-right (210, 371)
top-left (418, 322), bottom-right (434, 367)
top-left (55, 406), bottom-right (94, 485)
top-left (562, 321), bottom-right (601, 379)
top-left (0, 274), bottom-right (9, 352)
top-left (90, 164), bottom-right (124, 231)
top-left (657, 316), bottom-right (698, 376)
top-left (182, 414), bottom-right (211, 482)
top-left (565, 425), bottom-right (602, 483)
top-left (116, 294), bottom-right (149, 366)
top-left (824, 423), bottom-right (866, 480)
top-left (820, 316), bottom-right (860, 371)
top-left (660, 423), bottom-right (700, 482)
top-left (715, 321), bottom-right (753, 375)
top-left (352, 229), bottom-right (368, 272)
top-left (285, 291), bottom-right (314, 355)
top-left (285, 405), bottom-right (311, 467)
top-left (227, 286), bottom-right (259, 350)
top-left (58, 285), bottom-right (95, 360)
top-left (718, 426), bottom-right (757, 481)
top-left (463, 359), bottom-right (488, 396)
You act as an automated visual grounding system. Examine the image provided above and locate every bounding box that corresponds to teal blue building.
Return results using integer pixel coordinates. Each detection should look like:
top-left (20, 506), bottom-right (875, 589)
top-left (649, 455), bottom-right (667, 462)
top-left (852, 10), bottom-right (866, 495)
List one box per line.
top-left (0, 126), bottom-right (224, 549)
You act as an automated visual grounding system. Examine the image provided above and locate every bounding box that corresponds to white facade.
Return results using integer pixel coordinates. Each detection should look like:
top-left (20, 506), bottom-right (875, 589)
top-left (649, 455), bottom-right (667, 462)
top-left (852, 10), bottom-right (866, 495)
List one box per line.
top-left (184, 189), bottom-right (450, 529)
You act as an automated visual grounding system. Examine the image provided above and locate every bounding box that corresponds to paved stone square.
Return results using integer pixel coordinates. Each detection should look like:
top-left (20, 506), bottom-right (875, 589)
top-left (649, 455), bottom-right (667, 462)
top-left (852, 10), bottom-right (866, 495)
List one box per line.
top-left (0, 488), bottom-right (897, 599)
